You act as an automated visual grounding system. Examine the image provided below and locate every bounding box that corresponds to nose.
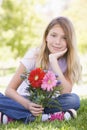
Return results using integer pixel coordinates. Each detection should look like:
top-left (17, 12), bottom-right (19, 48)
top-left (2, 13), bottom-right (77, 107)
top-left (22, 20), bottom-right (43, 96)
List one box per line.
top-left (55, 37), bottom-right (61, 45)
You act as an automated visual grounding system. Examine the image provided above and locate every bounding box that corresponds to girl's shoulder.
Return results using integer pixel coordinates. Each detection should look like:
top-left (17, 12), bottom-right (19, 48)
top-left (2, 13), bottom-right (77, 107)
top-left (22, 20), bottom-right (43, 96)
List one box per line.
top-left (20, 48), bottom-right (39, 70)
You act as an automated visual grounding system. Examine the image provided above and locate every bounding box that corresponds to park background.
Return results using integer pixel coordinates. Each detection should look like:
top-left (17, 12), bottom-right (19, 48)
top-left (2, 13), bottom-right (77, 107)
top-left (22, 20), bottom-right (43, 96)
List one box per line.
top-left (0, 0), bottom-right (87, 130)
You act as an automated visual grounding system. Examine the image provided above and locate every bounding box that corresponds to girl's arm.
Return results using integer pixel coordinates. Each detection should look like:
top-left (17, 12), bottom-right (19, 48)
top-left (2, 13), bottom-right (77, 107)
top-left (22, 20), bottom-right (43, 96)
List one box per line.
top-left (49, 49), bottom-right (73, 94)
top-left (5, 63), bottom-right (43, 116)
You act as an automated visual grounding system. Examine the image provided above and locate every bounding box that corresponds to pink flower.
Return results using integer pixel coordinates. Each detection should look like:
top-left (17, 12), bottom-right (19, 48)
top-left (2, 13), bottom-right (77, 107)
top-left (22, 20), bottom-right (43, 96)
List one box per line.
top-left (50, 112), bottom-right (64, 121)
top-left (41, 71), bottom-right (57, 91)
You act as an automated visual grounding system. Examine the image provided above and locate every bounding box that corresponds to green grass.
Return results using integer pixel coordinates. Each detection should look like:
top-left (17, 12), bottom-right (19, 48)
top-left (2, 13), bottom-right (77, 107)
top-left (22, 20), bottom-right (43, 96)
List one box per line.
top-left (0, 98), bottom-right (87, 130)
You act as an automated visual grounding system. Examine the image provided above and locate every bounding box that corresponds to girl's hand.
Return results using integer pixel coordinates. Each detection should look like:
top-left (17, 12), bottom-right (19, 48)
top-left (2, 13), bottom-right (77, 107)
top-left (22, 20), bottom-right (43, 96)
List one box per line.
top-left (49, 48), bottom-right (67, 61)
top-left (27, 101), bottom-right (44, 116)
top-left (49, 48), bottom-right (67, 73)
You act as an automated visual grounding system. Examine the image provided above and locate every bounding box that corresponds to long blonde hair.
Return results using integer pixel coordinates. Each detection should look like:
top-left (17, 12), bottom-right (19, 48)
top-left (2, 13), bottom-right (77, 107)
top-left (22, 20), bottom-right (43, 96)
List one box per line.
top-left (36, 17), bottom-right (82, 83)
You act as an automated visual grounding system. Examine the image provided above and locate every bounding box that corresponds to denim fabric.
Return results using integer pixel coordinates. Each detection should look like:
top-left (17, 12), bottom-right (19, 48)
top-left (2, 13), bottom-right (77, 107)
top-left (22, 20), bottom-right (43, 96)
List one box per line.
top-left (44, 93), bottom-right (80, 114)
top-left (0, 93), bottom-right (35, 123)
top-left (0, 92), bottom-right (80, 123)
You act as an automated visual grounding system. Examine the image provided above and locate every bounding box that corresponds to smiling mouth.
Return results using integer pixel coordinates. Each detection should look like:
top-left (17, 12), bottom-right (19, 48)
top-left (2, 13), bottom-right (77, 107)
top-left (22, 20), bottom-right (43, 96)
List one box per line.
top-left (53, 46), bottom-right (61, 50)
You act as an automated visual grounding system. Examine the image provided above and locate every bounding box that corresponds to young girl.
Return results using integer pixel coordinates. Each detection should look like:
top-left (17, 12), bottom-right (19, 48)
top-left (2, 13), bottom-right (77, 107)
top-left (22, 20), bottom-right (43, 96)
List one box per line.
top-left (0, 16), bottom-right (81, 124)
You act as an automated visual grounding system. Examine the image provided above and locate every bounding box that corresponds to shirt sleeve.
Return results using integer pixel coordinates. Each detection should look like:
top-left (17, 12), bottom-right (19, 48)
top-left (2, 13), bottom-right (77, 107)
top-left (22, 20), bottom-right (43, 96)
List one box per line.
top-left (20, 48), bottom-right (37, 70)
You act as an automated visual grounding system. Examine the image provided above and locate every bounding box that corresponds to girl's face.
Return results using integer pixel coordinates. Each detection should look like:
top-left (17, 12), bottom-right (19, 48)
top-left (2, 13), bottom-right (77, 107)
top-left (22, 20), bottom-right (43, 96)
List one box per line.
top-left (46, 24), bottom-right (67, 53)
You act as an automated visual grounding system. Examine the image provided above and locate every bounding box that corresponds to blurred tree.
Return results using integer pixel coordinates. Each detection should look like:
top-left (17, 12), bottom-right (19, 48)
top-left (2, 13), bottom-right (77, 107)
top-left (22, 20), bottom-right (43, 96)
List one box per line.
top-left (0, 0), bottom-right (46, 58)
top-left (62, 0), bottom-right (87, 54)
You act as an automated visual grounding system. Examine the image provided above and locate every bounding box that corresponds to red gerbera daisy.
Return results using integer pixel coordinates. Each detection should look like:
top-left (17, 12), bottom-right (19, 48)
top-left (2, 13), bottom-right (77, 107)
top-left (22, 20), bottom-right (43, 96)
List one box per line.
top-left (28, 68), bottom-right (45, 88)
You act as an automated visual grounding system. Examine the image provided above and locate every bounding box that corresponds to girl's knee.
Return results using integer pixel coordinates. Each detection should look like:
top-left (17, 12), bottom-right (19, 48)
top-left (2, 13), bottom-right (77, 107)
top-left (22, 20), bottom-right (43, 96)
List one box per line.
top-left (58, 93), bottom-right (80, 110)
top-left (71, 93), bottom-right (80, 109)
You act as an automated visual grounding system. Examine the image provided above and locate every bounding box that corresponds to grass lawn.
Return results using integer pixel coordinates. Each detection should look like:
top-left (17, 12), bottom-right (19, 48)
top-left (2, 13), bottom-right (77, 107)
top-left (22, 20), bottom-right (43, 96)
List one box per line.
top-left (0, 97), bottom-right (87, 130)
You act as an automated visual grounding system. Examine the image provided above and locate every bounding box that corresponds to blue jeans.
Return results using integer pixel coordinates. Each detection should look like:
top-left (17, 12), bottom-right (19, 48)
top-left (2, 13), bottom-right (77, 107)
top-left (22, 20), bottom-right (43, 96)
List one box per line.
top-left (0, 92), bottom-right (80, 123)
